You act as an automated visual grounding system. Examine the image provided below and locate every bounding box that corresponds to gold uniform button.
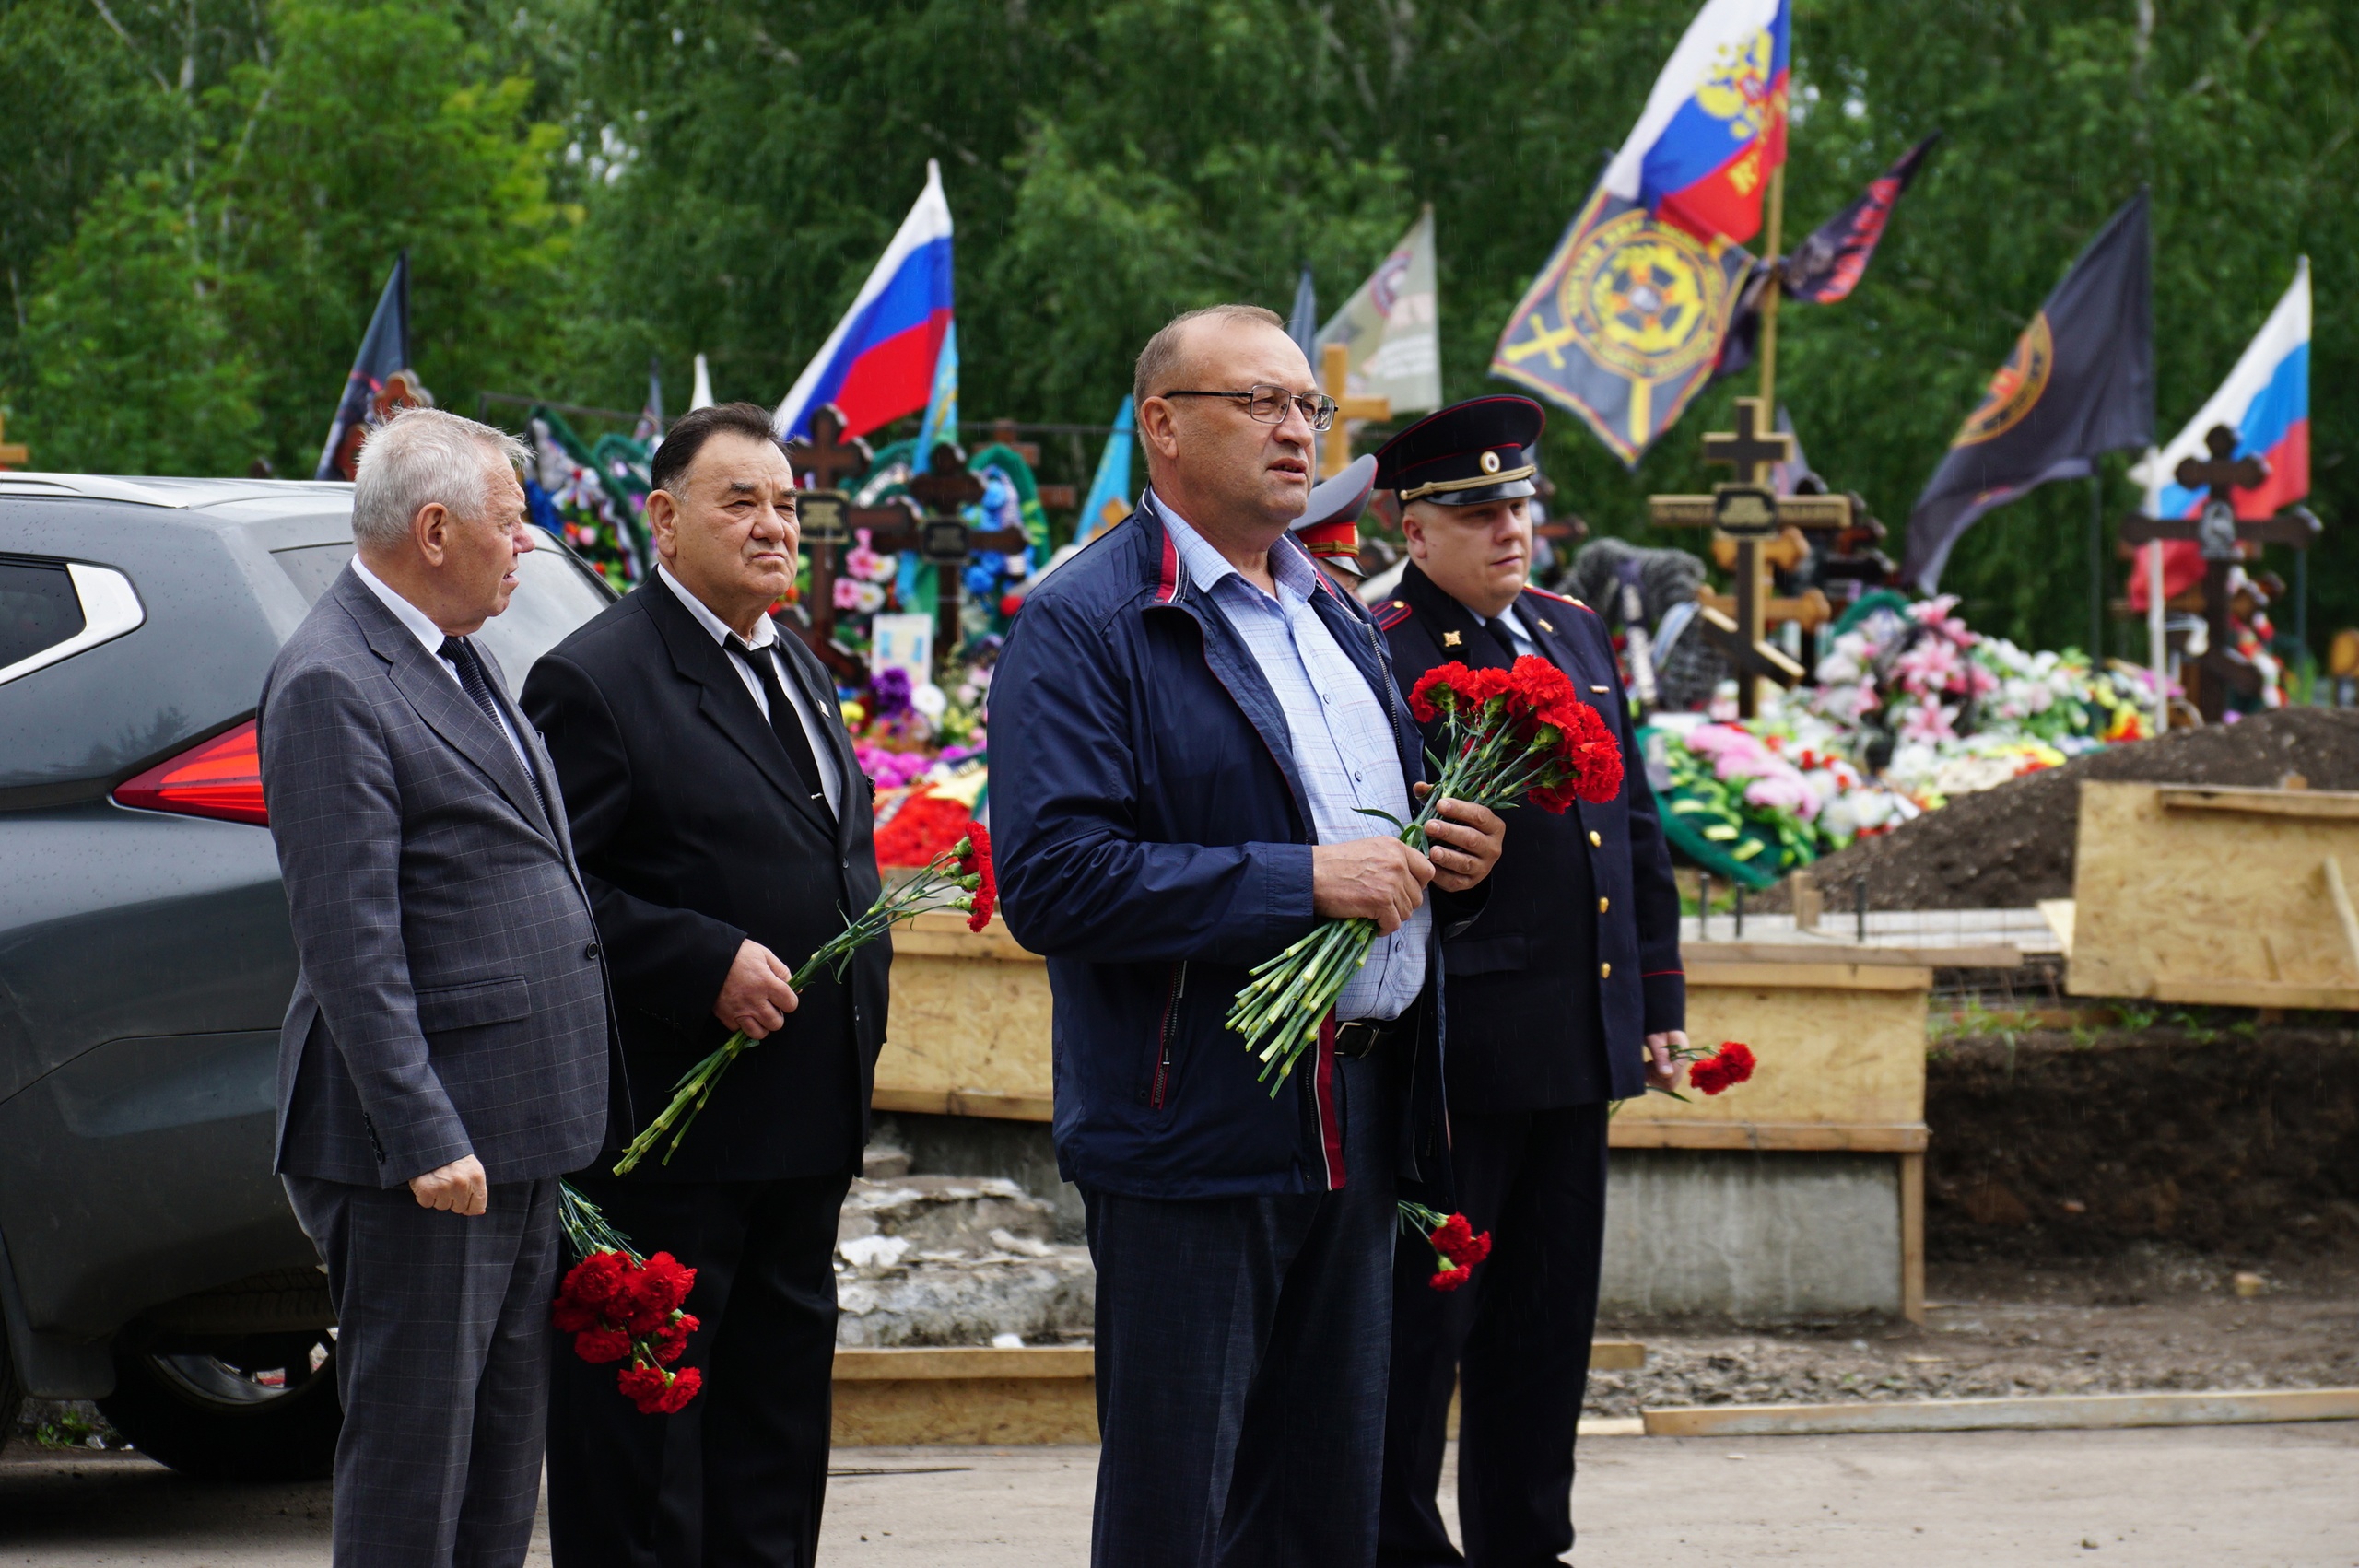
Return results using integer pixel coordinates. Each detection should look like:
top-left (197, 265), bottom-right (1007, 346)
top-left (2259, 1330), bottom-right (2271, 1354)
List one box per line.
top-left (1600, 962), bottom-right (1612, 978)
top-left (1598, 896), bottom-right (1610, 913)
top-left (1588, 830), bottom-right (1602, 848)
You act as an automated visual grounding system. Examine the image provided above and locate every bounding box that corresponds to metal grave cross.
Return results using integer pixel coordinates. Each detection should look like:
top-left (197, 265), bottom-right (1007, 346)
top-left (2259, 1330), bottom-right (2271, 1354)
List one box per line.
top-left (1647, 396), bottom-right (1850, 716)
top-left (1319, 343), bottom-right (1391, 479)
top-left (2118, 424), bottom-right (2319, 722)
top-left (878, 442), bottom-right (1028, 670)
top-left (781, 403), bottom-right (917, 678)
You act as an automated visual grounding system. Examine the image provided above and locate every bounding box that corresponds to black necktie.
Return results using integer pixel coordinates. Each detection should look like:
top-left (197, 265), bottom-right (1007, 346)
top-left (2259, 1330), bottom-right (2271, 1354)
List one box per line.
top-left (1479, 616), bottom-right (1522, 665)
top-left (726, 634), bottom-right (830, 811)
top-left (440, 635), bottom-right (549, 823)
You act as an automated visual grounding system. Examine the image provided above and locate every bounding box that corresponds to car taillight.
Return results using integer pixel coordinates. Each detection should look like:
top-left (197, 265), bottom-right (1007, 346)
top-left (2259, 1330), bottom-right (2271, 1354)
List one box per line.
top-left (113, 719), bottom-right (268, 826)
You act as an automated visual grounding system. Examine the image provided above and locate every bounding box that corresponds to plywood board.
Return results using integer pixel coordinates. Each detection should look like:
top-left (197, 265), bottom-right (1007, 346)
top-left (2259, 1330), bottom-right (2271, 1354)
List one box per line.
top-left (1611, 979), bottom-right (1928, 1132)
top-left (1641, 1387), bottom-right (2359, 1438)
top-left (876, 920), bottom-right (1931, 1134)
top-left (2068, 781), bottom-right (2359, 1004)
top-left (874, 914), bottom-right (1056, 1109)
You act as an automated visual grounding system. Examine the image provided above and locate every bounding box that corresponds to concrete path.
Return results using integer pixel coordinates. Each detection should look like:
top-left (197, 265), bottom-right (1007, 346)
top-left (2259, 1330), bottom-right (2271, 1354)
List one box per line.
top-left (5, 1422), bottom-right (2355, 1564)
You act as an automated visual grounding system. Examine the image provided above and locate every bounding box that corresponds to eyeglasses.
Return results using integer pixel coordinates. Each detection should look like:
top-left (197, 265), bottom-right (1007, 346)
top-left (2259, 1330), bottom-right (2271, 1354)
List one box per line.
top-left (1160, 385), bottom-right (1339, 433)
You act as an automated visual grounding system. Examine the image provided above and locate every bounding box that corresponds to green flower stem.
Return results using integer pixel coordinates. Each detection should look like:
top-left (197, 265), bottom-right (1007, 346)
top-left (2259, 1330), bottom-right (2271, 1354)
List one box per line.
top-left (614, 847), bottom-right (980, 1176)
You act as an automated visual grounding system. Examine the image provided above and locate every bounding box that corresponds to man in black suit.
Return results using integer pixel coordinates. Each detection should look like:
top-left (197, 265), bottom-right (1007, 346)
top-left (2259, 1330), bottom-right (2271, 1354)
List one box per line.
top-left (1367, 398), bottom-right (1686, 1568)
top-left (522, 402), bottom-right (887, 1568)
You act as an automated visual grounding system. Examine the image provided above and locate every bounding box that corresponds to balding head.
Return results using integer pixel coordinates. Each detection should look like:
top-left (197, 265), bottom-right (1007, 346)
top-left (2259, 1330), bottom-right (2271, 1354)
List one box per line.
top-left (1133, 305), bottom-right (1320, 558)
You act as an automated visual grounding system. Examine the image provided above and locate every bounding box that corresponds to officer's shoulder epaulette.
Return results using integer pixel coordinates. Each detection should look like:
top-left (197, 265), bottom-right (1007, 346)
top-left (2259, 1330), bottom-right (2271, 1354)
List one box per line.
top-left (1371, 599), bottom-right (1413, 632)
top-left (1524, 586), bottom-right (1593, 614)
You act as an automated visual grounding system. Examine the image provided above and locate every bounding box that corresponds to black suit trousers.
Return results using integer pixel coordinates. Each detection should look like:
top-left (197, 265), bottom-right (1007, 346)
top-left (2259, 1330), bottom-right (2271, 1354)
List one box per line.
top-left (546, 1171), bottom-right (851, 1568)
top-left (1379, 1102), bottom-right (1611, 1568)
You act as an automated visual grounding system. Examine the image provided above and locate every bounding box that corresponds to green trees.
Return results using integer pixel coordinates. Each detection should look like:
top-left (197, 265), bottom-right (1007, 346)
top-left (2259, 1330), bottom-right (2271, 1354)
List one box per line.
top-left (3, 0), bottom-right (572, 475)
top-left (4, 0), bottom-right (2353, 653)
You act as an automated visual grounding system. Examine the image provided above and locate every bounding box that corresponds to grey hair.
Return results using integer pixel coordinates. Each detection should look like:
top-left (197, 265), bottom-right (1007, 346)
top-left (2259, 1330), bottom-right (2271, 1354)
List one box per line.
top-left (1132, 303), bottom-right (1287, 408)
top-left (350, 407), bottom-right (532, 550)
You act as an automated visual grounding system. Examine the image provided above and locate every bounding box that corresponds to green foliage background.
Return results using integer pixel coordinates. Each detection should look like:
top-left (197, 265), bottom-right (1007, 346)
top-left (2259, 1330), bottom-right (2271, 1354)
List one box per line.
top-left (4, 0), bottom-right (2353, 656)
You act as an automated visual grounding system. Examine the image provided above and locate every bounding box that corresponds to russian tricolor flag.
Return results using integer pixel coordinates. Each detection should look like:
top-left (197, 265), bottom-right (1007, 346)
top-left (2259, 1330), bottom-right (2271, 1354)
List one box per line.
top-left (775, 161), bottom-right (954, 443)
top-left (1602, 0), bottom-right (1790, 246)
top-left (2129, 258), bottom-right (2308, 612)
top-left (2143, 257), bottom-right (2310, 522)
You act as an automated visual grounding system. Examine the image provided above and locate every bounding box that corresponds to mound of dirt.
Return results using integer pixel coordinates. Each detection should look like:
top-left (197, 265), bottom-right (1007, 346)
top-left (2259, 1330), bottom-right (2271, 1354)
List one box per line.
top-left (1926, 1024), bottom-right (2359, 1261)
top-left (1766, 708), bottom-right (2359, 911)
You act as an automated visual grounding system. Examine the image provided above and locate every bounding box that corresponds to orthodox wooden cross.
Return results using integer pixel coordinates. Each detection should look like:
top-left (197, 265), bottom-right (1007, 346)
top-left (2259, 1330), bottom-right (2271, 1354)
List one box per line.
top-left (1319, 343), bottom-right (1391, 479)
top-left (873, 442), bottom-right (1027, 671)
top-left (1647, 397), bottom-right (1850, 717)
top-left (0, 413), bottom-right (27, 469)
top-left (781, 404), bottom-right (916, 679)
top-left (2118, 424), bottom-right (2320, 722)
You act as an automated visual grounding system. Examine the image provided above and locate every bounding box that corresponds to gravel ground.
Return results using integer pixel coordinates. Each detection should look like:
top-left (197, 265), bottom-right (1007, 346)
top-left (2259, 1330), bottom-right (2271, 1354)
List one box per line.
top-left (1590, 1244), bottom-right (2359, 1415)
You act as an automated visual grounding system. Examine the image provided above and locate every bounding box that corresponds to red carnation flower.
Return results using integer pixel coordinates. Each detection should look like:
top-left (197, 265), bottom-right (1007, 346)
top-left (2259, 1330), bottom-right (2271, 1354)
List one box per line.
top-left (560, 1251), bottom-right (631, 1314)
top-left (618, 1253), bottom-right (695, 1334)
top-left (573, 1328), bottom-right (632, 1364)
top-left (1689, 1040), bottom-right (1757, 1096)
top-left (1506, 655), bottom-right (1577, 715)
top-left (959, 823), bottom-right (997, 931)
top-left (1428, 1262), bottom-right (1473, 1292)
top-left (650, 1313), bottom-right (699, 1365)
top-left (552, 1295), bottom-right (600, 1334)
top-left (1454, 1228), bottom-right (1493, 1267)
top-left (653, 1365), bottom-right (702, 1413)
top-left (1432, 1212), bottom-right (1473, 1257)
top-left (1409, 662), bottom-right (1478, 724)
top-left (617, 1364), bottom-right (672, 1415)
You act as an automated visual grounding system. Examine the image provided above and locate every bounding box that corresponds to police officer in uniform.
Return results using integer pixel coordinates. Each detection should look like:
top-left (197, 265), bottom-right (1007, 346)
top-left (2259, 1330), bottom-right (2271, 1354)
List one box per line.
top-left (1369, 396), bottom-right (1686, 1567)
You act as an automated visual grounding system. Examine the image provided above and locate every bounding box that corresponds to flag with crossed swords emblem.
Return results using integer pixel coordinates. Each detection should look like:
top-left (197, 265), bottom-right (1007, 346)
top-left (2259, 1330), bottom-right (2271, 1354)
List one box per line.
top-left (1490, 181), bottom-right (1753, 467)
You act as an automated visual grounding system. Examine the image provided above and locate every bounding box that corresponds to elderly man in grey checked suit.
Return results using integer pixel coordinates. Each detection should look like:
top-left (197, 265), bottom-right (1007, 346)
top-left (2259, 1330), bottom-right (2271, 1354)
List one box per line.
top-left (259, 406), bottom-right (625, 1567)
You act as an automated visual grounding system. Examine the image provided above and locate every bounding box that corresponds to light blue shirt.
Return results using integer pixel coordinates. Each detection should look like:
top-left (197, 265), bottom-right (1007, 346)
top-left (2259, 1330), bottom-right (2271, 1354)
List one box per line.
top-left (1147, 493), bottom-right (1428, 1022)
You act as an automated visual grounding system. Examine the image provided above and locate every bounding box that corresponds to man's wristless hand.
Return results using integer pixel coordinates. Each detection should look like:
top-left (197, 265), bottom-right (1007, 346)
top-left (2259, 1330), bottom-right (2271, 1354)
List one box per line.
top-left (1311, 837), bottom-right (1434, 933)
top-left (716, 938), bottom-right (800, 1038)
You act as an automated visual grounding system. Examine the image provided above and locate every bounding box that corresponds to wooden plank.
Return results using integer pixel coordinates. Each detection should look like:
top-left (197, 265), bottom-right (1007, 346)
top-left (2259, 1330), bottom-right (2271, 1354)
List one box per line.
top-left (2158, 785), bottom-right (2359, 820)
top-left (1899, 1151), bottom-right (1926, 1325)
top-left (2036, 898), bottom-right (2076, 958)
top-left (1686, 939), bottom-right (1972, 968)
top-left (1636, 981), bottom-right (1928, 1129)
top-left (2070, 781), bottom-right (2359, 1004)
top-left (834, 1346), bottom-right (1093, 1381)
top-left (1641, 1387), bottom-right (2359, 1438)
top-left (2150, 978), bottom-right (2359, 1012)
top-left (1607, 1121), bottom-right (1928, 1153)
top-left (1687, 960), bottom-right (1933, 991)
top-left (870, 1086), bottom-right (1055, 1122)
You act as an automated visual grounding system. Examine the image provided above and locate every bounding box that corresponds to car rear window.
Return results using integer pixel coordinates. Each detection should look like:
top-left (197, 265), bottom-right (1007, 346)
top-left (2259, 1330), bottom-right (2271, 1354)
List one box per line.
top-left (0, 558), bottom-right (86, 669)
top-left (270, 529), bottom-right (614, 696)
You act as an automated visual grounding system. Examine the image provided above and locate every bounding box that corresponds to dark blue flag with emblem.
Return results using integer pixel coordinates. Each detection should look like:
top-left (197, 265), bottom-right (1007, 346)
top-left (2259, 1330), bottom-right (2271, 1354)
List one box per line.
top-left (1902, 190), bottom-right (2153, 590)
top-left (314, 252), bottom-right (414, 481)
top-left (1490, 181), bottom-right (1754, 466)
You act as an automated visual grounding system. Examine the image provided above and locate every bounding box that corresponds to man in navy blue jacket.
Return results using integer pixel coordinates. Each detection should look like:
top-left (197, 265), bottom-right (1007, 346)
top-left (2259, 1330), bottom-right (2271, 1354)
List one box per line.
top-left (992, 304), bottom-right (1506, 1568)
top-left (1367, 398), bottom-right (1685, 1568)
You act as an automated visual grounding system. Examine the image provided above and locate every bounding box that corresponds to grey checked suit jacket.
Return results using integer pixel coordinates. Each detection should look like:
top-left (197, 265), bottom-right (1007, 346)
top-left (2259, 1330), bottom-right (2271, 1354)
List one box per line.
top-left (258, 566), bottom-right (623, 1188)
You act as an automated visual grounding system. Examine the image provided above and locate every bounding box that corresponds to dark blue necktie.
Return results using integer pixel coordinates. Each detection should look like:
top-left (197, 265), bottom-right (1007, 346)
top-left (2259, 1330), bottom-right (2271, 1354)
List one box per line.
top-left (440, 635), bottom-right (548, 823)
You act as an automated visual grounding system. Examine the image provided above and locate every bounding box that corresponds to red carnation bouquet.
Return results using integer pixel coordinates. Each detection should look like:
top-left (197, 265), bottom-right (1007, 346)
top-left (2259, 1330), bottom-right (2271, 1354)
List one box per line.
top-left (1612, 1038), bottom-right (1758, 1116)
top-left (1398, 1201), bottom-right (1492, 1292)
top-left (1226, 656), bottom-right (1623, 1091)
top-left (614, 827), bottom-right (995, 1174)
top-left (555, 1182), bottom-right (702, 1415)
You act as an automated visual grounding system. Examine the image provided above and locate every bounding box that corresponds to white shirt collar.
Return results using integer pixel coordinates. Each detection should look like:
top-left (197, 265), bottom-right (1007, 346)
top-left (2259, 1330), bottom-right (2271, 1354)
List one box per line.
top-left (1494, 603), bottom-right (1534, 644)
top-left (658, 563), bottom-right (777, 651)
top-left (350, 554), bottom-right (452, 661)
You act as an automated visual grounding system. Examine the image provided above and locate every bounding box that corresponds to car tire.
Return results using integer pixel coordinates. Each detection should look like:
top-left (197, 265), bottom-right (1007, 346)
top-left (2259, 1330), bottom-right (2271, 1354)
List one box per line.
top-left (98, 1331), bottom-right (341, 1481)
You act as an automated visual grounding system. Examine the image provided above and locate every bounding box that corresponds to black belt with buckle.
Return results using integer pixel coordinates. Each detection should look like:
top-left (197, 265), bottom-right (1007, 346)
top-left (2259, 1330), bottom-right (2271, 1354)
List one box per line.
top-left (1333, 1018), bottom-right (1405, 1059)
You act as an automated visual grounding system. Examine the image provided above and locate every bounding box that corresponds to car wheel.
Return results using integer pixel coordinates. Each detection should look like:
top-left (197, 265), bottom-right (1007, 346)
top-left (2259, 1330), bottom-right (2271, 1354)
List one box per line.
top-left (98, 1331), bottom-right (341, 1480)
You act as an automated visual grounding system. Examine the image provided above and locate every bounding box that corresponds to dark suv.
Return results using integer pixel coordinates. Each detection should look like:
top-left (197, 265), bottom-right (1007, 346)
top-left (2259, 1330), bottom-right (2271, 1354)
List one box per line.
top-left (0, 473), bottom-right (615, 1478)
